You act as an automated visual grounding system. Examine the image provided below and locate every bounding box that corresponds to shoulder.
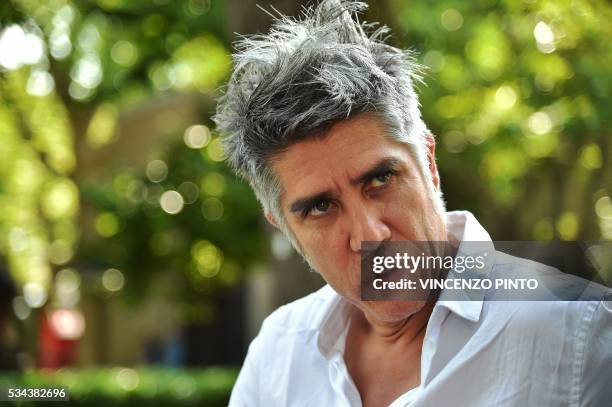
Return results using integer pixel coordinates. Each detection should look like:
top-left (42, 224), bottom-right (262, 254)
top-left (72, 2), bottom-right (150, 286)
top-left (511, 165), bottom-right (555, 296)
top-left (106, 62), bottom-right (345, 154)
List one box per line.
top-left (489, 250), bottom-right (609, 301)
top-left (480, 251), bottom-right (611, 328)
top-left (245, 285), bottom-right (338, 386)
top-left (231, 285), bottom-right (341, 405)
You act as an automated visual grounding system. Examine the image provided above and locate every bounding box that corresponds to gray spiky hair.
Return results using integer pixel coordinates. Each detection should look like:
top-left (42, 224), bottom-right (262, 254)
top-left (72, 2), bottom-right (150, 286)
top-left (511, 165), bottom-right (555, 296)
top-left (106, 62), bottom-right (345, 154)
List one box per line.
top-left (214, 0), bottom-right (444, 251)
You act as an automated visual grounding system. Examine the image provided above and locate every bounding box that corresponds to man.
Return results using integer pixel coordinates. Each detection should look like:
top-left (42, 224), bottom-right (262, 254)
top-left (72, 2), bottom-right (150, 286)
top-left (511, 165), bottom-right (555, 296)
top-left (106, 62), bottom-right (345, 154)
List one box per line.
top-left (214, 1), bottom-right (612, 405)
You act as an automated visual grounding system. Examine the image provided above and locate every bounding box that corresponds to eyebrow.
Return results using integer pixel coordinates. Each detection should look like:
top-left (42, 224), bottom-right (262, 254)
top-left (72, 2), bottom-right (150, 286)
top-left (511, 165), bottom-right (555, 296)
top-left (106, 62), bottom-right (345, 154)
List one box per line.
top-left (350, 157), bottom-right (402, 186)
top-left (289, 191), bottom-right (335, 214)
top-left (288, 157), bottom-right (403, 214)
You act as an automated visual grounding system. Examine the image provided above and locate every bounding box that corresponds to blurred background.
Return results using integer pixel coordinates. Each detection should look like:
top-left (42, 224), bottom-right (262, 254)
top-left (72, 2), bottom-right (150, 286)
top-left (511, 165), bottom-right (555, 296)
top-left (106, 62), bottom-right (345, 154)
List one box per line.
top-left (0, 0), bottom-right (610, 405)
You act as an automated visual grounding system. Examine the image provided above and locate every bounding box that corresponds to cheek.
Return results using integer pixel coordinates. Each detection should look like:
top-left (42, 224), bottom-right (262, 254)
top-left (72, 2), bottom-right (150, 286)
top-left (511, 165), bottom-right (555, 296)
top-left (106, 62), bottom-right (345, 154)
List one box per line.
top-left (308, 230), bottom-right (347, 270)
top-left (302, 228), bottom-right (359, 288)
top-left (384, 182), bottom-right (436, 237)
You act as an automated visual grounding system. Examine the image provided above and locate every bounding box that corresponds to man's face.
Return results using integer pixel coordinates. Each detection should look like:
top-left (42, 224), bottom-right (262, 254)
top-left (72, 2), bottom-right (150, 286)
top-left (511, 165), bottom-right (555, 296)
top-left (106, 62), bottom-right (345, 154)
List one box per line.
top-left (271, 113), bottom-right (446, 323)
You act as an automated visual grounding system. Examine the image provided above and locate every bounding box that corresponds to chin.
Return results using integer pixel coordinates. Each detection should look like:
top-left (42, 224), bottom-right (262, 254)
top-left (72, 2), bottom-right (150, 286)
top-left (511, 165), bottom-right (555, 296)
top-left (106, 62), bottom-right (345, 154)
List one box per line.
top-left (362, 300), bottom-right (427, 323)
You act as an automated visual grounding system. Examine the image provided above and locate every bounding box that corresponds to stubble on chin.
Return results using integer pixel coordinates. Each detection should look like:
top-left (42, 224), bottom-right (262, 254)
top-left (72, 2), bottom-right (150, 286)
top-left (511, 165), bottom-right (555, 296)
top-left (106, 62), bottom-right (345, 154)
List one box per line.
top-left (358, 299), bottom-right (427, 324)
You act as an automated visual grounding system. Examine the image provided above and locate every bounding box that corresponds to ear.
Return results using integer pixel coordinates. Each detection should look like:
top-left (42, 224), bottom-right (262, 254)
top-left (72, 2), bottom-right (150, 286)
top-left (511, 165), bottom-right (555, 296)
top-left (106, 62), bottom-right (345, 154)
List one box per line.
top-left (265, 212), bottom-right (278, 227)
top-left (425, 133), bottom-right (440, 191)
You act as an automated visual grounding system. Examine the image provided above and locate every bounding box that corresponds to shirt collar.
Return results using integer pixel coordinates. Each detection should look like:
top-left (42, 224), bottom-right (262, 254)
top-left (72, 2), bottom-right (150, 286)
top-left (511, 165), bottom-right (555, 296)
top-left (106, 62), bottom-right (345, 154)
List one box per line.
top-left (316, 210), bottom-right (489, 356)
top-left (436, 210), bottom-right (490, 322)
top-left (316, 286), bottom-right (353, 358)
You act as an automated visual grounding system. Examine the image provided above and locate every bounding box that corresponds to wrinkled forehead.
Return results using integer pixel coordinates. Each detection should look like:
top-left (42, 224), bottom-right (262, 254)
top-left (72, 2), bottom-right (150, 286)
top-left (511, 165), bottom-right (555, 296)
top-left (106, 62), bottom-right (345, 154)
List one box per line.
top-left (269, 114), bottom-right (416, 203)
top-left (274, 113), bottom-right (377, 163)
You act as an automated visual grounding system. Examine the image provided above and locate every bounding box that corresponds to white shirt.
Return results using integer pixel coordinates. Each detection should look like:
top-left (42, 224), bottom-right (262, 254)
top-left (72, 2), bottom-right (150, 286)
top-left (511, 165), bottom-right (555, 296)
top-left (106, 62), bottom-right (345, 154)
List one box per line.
top-left (229, 211), bottom-right (612, 406)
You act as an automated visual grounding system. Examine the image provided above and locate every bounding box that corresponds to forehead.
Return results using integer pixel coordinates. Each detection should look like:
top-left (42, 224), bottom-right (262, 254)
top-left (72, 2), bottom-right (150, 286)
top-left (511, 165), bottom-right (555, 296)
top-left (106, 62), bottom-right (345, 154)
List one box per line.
top-left (271, 114), bottom-right (413, 200)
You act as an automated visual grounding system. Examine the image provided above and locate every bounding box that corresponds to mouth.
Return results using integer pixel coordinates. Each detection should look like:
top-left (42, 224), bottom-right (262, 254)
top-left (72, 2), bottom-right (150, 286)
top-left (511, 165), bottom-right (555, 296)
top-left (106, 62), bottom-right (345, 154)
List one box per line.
top-left (360, 242), bottom-right (411, 277)
top-left (359, 241), bottom-right (443, 301)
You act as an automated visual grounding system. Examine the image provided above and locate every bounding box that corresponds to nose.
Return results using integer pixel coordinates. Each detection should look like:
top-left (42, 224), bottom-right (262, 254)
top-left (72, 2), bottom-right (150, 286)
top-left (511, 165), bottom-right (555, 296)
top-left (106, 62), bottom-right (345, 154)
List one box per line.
top-left (348, 202), bottom-right (391, 253)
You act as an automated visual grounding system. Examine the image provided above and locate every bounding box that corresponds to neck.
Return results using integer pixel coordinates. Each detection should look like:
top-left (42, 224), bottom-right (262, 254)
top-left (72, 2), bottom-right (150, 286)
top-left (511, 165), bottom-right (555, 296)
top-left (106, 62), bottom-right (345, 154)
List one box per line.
top-left (356, 301), bottom-right (436, 345)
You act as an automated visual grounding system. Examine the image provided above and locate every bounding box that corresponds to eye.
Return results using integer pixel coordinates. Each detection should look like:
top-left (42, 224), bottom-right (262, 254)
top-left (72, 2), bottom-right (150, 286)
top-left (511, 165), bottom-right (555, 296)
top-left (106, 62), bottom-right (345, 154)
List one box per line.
top-left (370, 171), bottom-right (393, 188)
top-left (303, 200), bottom-right (332, 218)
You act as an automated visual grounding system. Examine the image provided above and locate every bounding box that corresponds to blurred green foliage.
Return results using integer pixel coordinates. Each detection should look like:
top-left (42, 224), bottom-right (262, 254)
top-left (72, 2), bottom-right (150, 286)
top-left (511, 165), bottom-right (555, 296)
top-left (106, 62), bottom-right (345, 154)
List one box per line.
top-left (0, 0), bottom-right (611, 326)
top-left (0, 366), bottom-right (237, 406)
top-left (384, 0), bottom-right (611, 240)
top-left (0, 0), bottom-right (264, 323)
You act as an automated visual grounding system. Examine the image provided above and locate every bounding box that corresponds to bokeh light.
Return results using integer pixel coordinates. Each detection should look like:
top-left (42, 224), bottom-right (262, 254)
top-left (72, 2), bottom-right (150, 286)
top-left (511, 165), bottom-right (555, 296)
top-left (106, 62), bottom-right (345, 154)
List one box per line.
top-left (86, 103), bottom-right (118, 147)
top-left (201, 198), bottom-right (224, 221)
top-left (54, 268), bottom-right (81, 308)
top-left (101, 268), bottom-right (125, 292)
top-left (205, 138), bottom-right (225, 162)
top-left (178, 181), bottom-right (199, 204)
top-left (23, 282), bottom-right (48, 308)
top-left (534, 21), bottom-right (555, 53)
top-left (527, 111), bottom-right (552, 135)
top-left (116, 368), bottom-right (140, 391)
top-left (12, 296), bottom-right (31, 320)
top-left (146, 160), bottom-right (168, 183)
top-left (183, 124), bottom-right (211, 149)
top-left (0, 24), bottom-right (45, 70)
top-left (200, 172), bottom-right (225, 197)
top-left (191, 240), bottom-right (223, 278)
top-left (110, 40), bottom-right (138, 67)
top-left (160, 190), bottom-right (185, 214)
top-left (440, 8), bottom-right (463, 31)
top-left (494, 86), bottom-right (517, 110)
top-left (95, 212), bottom-right (120, 237)
top-left (49, 309), bottom-right (86, 340)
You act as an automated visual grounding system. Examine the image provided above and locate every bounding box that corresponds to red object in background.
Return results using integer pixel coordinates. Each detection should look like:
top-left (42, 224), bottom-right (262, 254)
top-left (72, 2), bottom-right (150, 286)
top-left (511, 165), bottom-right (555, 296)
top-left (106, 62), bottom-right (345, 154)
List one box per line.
top-left (38, 309), bottom-right (84, 368)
